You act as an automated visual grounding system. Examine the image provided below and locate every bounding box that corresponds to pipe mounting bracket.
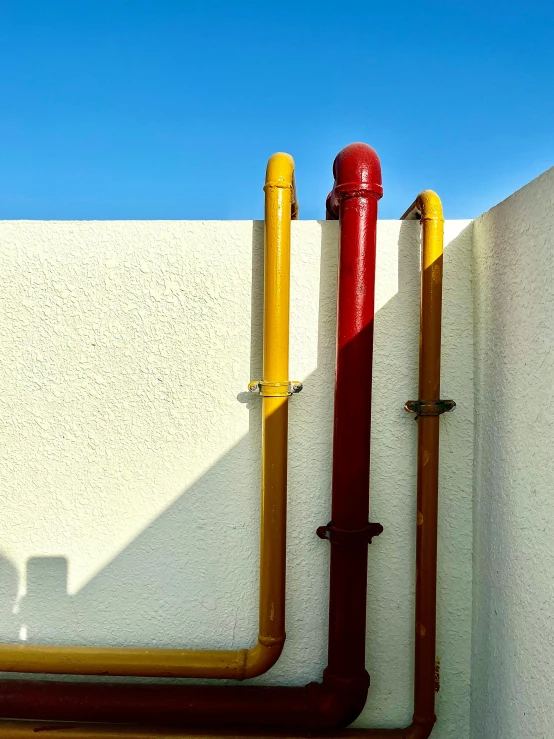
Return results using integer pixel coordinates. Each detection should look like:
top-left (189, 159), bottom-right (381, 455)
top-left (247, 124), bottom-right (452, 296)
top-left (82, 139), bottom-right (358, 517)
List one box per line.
top-left (404, 399), bottom-right (456, 418)
top-left (316, 521), bottom-right (383, 546)
top-left (248, 380), bottom-right (303, 398)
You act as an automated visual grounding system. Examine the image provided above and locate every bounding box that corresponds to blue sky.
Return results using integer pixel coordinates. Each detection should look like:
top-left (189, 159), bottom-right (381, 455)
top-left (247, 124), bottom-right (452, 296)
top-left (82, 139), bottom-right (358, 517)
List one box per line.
top-left (1, 1), bottom-right (553, 220)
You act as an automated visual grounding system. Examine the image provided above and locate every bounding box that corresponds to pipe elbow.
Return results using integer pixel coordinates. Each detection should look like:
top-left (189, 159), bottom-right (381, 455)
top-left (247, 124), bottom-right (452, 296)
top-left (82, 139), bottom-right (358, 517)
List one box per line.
top-left (401, 717), bottom-right (437, 739)
top-left (326, 142), bottom-right (383, 219)
top-left (401, 190), bottom-right (443, 223)
top-left (306, 670), bottom-right (370, 730)
top-left (265, 152), bottom-right (298, 219)
top-left (239, 635), bottom-right (285, 680)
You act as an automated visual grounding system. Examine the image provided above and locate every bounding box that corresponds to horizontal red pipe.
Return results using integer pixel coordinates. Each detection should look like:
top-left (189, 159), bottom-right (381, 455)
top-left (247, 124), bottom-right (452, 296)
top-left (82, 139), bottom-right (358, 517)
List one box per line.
top-left (0, 144), bottom-right (383, 732)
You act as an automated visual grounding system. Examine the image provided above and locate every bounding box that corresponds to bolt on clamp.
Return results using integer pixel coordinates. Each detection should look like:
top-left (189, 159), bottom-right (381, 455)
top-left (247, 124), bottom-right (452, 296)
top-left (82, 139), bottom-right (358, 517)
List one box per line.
top-left (404, 399), bottom-right (456, 418)
top-left (248, 380), bottom-right (303, 398)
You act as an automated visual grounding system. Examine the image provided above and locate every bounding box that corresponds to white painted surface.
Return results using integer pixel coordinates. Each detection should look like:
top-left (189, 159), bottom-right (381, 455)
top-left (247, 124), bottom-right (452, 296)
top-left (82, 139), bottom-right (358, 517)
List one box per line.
top-left (471, 168), bottom-right (554, 739)
top-left (0, 219), bottom-right (473, 736)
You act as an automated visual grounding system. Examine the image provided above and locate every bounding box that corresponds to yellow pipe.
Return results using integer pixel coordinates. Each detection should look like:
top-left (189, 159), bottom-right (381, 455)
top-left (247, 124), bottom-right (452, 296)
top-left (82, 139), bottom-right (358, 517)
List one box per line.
top-left (0, 723), bottom-right (269, 738)
top-left (401, 190), bottom-right (444, 402)
top-left (0, 154), bottom-right (298, 680)
top-left (256, 152), bottom-right (297, 670)
top-left (0, 724), bottom-right (243, 738)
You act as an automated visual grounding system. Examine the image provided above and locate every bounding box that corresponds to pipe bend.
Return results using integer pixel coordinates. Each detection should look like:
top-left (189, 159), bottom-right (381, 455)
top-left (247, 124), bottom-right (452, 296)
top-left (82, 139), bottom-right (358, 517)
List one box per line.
top-left (406, 717), bottom-right (437, 739)
top-left (401, 190), bottom-right (443, 223)
top-left (304, 670), bottom-right (370, 730)
top-left (264, 152), bottom-right (298, 219)
top-left (239, 636), bottom-right (286, 680)
top-left (326, 143), bottom-right (383, 220)
top-left (384, 717), bottom-right (436, 739)
top-left (346, 720), bottom-right (436, 739)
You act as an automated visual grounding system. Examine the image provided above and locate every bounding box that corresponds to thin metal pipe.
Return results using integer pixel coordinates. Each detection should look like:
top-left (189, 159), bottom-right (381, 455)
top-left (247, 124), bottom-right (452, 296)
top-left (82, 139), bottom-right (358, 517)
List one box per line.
top-left (0, 144), bottom-right (383, 732)
top-left (401, 191), bottom-right (444, 732)
top-left (0, 154), bottom-right (298, 680)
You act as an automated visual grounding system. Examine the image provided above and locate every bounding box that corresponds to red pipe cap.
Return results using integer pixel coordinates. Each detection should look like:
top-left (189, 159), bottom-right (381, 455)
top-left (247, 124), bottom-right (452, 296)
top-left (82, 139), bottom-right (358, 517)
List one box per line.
top-left (327, 142), bottom-right (383, 219)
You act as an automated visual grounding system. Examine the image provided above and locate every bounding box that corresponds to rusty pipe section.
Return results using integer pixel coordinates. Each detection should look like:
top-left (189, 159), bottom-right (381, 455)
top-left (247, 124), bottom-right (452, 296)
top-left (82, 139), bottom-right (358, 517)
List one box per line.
top-left (0, 144), bottom-right (382, 732)
top-left (0, 154), bottom-right (299, 681)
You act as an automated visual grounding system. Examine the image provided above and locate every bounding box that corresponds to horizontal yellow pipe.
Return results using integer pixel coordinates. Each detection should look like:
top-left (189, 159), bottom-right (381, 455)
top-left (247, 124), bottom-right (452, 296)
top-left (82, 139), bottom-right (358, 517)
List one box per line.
top-left (0, 723), bottom-right (278, 738)
top-left (0, 722), bottom-right (369, 738)
top-left (0, 154), bottom-right (297, 679)
top-left (0, 724), bottom-right (242, 739)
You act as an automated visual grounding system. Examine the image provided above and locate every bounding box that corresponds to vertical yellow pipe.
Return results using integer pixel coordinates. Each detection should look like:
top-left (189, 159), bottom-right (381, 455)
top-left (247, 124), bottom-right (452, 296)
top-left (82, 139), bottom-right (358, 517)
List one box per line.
top-left (416, 192), bottom-right (444, 403)
top-left (247, 153), bottom-right (298, 674)
top-left (401, 190), bottom-right (444, 400)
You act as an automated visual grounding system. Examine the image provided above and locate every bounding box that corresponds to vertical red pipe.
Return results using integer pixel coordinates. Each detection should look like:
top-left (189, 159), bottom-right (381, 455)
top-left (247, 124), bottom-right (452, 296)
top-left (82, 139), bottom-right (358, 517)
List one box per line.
top-left (323, 144), bottom-right (383, 691)
top-left (0, 144), bottom-right (383, 732)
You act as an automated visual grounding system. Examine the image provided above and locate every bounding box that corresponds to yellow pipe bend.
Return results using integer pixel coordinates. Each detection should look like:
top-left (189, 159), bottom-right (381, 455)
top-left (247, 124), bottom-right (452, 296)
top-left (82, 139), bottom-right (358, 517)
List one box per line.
top-left (401, 189), bottom-right (443, 223)
top-left (0, 154), bottom-right (297, 680)
top-left (264, 151), bottom-right (298, 220)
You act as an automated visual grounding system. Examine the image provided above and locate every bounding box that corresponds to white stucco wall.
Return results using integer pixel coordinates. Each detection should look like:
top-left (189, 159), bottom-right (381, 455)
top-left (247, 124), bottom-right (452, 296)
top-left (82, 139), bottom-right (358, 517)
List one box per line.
top-left (0, 219), bottom-right (473, 736)
top-left (471, 168), bottom-right (554, 739)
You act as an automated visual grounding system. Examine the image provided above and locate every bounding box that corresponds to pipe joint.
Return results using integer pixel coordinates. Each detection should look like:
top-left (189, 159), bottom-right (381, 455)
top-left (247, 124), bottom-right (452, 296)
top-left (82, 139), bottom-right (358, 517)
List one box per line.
top-left (239, 635), bottom-right (286, 680)
top-left (305, 669), bottom-right (370, 730)
top-left (405, 714), bottom-right (437, 739)
top-left (401, 190), bottom-right (444, 223)
top-left (333, 184), bottom-right (384, 201)
top-left (264, 152), bottom-right (298, 219)
top-left (326, 143), bottom-right (383, 220)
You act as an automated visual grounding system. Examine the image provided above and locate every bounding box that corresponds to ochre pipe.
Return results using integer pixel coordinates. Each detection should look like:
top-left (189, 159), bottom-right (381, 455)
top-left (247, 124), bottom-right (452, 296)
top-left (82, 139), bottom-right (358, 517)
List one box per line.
top-left (0, 144), bottom-right (383, 732)
top-left (0, 154), bottom-right (298, 681)
top-left (398, 191), bottom-right (446, 737)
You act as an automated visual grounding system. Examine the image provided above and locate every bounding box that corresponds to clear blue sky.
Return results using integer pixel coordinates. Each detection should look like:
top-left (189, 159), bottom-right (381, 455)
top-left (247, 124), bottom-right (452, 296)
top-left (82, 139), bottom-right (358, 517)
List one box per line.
top-left (1, 1), bottom-right (553, 220)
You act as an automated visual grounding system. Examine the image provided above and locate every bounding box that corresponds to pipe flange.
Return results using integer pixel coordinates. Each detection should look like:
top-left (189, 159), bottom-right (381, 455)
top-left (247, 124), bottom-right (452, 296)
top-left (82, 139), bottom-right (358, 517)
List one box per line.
top-left (316, 521), bottom-right (383, 546)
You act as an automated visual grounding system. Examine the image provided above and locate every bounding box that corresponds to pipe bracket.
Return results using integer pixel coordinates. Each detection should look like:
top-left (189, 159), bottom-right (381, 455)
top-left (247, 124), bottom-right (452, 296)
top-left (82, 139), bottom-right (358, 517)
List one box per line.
top-left (316, 521), bottom-right (383, 546)
top-left (248, 380), bottom-right (303, 398)
top-left (404, 399), bottom-right (456, 418)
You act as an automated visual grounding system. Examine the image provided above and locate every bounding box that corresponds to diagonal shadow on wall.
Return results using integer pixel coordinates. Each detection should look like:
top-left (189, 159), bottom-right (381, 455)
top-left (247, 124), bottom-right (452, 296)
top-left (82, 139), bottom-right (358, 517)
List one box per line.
top-left (0, 219), bottom-right (474, 734)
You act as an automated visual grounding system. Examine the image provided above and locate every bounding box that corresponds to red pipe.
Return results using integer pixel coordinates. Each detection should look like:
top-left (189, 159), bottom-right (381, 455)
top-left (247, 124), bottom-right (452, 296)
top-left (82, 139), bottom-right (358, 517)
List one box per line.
top-left (322, 143), bottom-right (384, 692)
top-left (0, 143), bottom-right (383, 732)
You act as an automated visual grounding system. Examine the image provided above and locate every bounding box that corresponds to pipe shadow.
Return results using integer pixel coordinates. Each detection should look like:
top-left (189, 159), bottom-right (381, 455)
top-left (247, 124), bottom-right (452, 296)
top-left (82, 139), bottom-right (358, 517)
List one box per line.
top-left (0, 219), bottom-right (474, 738)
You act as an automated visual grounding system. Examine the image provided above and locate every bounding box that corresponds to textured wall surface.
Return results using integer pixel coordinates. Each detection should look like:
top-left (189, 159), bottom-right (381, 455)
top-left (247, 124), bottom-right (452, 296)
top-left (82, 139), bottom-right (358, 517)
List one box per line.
top-left (0, 219), bottom-right (473, 736)
top-left (471, 169), bottom-right (554, 739)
